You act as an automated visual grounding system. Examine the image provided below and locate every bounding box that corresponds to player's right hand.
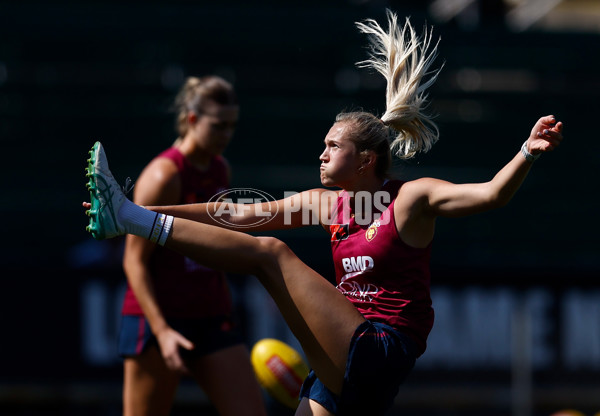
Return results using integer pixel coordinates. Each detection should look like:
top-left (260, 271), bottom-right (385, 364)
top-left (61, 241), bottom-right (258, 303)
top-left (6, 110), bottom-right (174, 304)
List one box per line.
top-left (156, 327), bottom-right (195, 373)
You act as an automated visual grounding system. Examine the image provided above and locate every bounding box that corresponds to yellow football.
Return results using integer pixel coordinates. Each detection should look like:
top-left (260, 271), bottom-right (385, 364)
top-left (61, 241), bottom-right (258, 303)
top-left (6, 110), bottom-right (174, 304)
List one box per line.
top-left (251, 338), bottom-right (309, 409)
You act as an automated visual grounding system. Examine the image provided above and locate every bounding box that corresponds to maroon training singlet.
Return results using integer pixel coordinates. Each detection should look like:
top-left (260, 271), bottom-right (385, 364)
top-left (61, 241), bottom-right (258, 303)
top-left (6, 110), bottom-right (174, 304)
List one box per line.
top-left (330, 180), bottom-right (434, 355)
top-left (121, 147), bottom-right (233, 318)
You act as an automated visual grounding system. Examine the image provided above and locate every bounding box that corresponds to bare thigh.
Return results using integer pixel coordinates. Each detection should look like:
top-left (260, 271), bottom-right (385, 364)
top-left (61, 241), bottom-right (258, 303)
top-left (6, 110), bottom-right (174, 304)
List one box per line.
top-left (166, 219), bottom-right (366, 394)
top-left (123, 345), bottom-right (180, 416)
top-left (188, 344), bottom-right (267, 416)
top-left (295, 397), bottom-right (334, 416)
top-left (256, 237), bottom-right (365, 394)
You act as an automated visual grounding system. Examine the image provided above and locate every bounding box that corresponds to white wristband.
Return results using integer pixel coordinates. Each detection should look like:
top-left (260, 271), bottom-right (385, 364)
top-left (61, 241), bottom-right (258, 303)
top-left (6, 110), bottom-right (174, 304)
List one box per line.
top-left (521, 141), bottom-right (540, 162)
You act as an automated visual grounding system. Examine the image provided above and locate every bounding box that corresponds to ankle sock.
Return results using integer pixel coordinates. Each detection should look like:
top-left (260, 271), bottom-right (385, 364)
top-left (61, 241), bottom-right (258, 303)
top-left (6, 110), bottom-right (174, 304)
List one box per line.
top-left (151, 213), bottom-right (174, 246)
top-left (118, 199), bottom-right (174, 245)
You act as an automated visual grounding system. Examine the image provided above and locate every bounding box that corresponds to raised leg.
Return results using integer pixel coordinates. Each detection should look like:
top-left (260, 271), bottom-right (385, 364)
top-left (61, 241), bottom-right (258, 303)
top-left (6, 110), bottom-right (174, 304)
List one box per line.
top-left (166, 217), bottom-right (365, 394)
top-left (84, 141), bottom-right (365, 393)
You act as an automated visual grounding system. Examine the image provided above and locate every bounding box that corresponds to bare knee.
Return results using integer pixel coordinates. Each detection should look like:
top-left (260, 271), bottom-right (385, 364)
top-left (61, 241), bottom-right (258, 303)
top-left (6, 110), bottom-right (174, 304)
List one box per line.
top-left (255, 236), bottom-right (291, 258)
top-left (254, 236), bottom-right (293, 275)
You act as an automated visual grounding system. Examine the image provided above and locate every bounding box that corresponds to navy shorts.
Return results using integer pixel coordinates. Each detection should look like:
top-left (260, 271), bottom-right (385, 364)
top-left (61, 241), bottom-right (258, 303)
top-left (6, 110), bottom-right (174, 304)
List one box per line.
top-left (299, 320), bottom-right (417, 415)
top-left (118, 315), bottom-right (244, 359)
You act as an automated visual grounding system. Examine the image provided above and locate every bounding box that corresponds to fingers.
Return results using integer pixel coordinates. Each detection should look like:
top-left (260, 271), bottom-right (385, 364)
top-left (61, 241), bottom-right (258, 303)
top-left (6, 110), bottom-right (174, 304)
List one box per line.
top-left (554, 121), bottom-right (563, 133)
top-left (157, 329), bottom-right (195, 373)
top-left (168, 335), bottom-right (194, 372)
top-left (82, 202), bottom-right (91, 208)
top-left (540, 115), bottom-right (561, 131)
top-left (171, 339), bottom-right (194, 374)
top-left (540, 115), bottom-right (556, 126)
top-left (178, 337), bottom-right (195, 351)
top-left (165, 350), bottom-right (189, 373)
top-left (536, 118), bottom-right (563, 151)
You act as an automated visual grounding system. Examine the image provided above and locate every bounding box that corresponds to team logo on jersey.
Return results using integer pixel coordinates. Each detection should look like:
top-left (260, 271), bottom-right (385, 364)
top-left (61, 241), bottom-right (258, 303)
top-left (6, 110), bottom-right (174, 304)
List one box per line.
top-left (330, 224), bottom-right (349, 241)
top-left (365, 220), bottom-right (381, 242)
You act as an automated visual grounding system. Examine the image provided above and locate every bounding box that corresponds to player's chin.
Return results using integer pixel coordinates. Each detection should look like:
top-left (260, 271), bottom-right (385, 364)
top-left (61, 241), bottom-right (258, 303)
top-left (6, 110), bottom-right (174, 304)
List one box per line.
top-left (320, 175), bottom-right (334, 187)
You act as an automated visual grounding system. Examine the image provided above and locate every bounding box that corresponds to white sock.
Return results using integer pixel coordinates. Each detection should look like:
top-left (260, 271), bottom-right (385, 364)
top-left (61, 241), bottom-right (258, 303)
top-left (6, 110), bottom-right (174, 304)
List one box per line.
top-left (118, 199), bottom-right (174, 246)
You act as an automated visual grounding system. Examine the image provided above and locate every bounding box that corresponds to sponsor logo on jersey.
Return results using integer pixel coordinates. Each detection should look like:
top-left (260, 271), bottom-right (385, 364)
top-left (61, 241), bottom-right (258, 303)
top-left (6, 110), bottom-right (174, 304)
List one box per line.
top-left (337, 281), bottom-right (379, 302)
top-left (341, 255), bottom-right (374, 273)
top-left (338, 256), bottom-right (379, 302)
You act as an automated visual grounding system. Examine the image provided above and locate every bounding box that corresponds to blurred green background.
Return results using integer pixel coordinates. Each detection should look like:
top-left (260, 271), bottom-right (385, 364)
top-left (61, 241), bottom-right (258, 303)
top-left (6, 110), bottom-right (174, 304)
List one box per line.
top-left (1, 1), bottom-right (599, 415)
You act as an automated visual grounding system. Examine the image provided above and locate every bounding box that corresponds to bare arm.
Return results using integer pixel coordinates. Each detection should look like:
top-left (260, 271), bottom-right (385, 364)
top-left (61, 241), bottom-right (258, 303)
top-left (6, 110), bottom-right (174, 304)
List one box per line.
top-left (423, 115), bottom-right (563, 218)
top-left (122, 157), bottom-right (194, 372)
top-left (148, 187), bottom-right (339, 232)
top-left (395, 115), bottom-right (563, 247)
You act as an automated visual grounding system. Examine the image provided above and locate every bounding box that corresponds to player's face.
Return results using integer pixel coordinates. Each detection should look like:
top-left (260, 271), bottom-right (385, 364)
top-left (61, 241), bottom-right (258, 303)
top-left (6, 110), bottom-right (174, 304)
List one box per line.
top-left (192, 100), bottom-right (239, 156)
top-left (319, 122), bottom-right (361, 188)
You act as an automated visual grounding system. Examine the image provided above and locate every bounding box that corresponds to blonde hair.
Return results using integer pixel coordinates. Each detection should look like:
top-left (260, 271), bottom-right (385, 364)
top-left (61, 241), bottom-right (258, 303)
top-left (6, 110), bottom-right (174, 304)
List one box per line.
top-left (355, 10), bottom-right (442, 159)
top-left (173, 75), bottom-right (238, 137)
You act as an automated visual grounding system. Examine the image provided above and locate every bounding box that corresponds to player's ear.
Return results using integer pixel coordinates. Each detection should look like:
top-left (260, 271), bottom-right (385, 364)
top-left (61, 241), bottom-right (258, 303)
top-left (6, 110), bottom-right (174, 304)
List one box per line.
top-left (360, 150), bottom-right (376, 171)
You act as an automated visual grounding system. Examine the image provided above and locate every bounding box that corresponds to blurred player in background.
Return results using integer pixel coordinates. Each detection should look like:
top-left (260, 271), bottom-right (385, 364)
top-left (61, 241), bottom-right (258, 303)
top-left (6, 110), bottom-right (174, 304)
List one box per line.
top-left (119, 75), bottom-right (266, 416)
top-left (85, 11), bottom-right (563, 416)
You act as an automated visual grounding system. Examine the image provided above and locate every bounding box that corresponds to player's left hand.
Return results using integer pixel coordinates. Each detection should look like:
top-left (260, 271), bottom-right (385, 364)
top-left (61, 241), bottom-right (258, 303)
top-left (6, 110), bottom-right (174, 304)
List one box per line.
top-left (527, 115), bottom-right (563, 154)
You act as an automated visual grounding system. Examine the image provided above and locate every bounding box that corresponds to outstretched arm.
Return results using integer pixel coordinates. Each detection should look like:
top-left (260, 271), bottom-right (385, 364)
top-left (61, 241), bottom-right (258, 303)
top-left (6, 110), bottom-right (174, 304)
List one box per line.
top-left (394, 115), bottom-right (563, 247)
top-left (423, 115), bottom-right (563, 218)
top-left (146, 188), bottom-right (338, 232)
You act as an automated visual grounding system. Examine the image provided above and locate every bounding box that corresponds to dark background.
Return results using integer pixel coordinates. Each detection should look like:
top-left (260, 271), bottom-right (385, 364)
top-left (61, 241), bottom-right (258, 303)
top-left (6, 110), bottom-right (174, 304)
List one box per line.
top-left (1, 0), bottom-right (599, 415)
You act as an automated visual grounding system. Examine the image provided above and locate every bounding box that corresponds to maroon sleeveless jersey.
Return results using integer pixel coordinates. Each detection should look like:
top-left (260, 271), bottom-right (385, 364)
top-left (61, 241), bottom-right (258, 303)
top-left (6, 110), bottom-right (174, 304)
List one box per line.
top-left (330, 180), bottom-right (433, 355)
top-left (121, 147), bottom-right (233, 318)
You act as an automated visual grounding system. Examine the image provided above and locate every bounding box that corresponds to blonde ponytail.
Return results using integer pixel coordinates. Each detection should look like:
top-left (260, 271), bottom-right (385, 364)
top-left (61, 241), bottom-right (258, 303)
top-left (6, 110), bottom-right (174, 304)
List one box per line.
top-left (356, 10), bottom-right (442, 159)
